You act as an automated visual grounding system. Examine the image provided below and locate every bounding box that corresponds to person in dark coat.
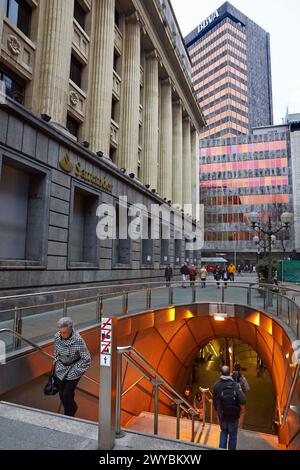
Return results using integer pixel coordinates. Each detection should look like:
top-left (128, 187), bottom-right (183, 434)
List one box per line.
top-left (180, 263), bottom-right (189, 288)
top-left (54, 317), bottom-right (91, 417)
top-left (165, 264), bottom-right (173, 286)
top-left (213, 365), bottom-right (246, 450)
top-left (189, 265), bottom-right (197, 287)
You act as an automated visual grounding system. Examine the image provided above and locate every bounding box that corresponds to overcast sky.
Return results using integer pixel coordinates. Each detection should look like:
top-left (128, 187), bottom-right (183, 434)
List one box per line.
top-left (171, 0), bottom-right (300, 125)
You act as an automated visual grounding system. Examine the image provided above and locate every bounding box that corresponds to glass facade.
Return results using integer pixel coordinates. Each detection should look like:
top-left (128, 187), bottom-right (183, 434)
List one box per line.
top-left (200, 130), bottom-right (293, 252)
top-left (188, 17), bottom-right (250, 139)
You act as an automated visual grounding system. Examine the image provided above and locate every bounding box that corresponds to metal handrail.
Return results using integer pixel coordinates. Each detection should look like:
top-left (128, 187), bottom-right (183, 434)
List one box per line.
top-left (1, 278), bottom-right (298, 307)
top-left (116, 345), bottom-right (205, 443)
top-left (0, 328), bottom-right (99, 386)
top-left (282, 361), bottom-right (300, 426)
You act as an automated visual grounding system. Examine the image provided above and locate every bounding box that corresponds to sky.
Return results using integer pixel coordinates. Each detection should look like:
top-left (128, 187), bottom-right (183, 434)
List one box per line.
top-left (171, 0), bottom-right (300, 125)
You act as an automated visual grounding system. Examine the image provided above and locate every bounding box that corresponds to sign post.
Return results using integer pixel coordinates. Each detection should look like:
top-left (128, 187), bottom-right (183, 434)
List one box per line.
top-left (98, 316), bottom-right (118, 450)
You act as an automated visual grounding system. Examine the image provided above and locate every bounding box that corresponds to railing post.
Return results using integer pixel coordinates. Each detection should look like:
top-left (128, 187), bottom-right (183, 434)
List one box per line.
top-left (153, 380), bottom-right (161, 435)
top-left (96, 294), bottom-right (103, 323)
top-left (169, 286), bottom-right (173, 305)
top-left (146, 289), bottom-right (151, 310)
top-left (192, 285), bottom-right (196, 303)
top-left (174, 398), bottom-right (182, 440)
top-left (123, 293), bottom-right (129, 315)
top-left (287, 301), bottom-right (291, 325)
top-left (221, 284), bottom-right (225, 303)
top-left (247, 287), bottom-right (251, 306)
top-left (63, 298), bottom-right (67, 316)
top-left (202, 391), bottom-right (206, 427)
top-left (116, 351), bottom-right (123, 437)
top-left (190, 410), bottom-right (197, 443)
top-left (210, 399), bottom-right (213, 424)
top-left (297, 312), bottom-right (300, 339)
top-left (13, 307), bottom-right (22, 350)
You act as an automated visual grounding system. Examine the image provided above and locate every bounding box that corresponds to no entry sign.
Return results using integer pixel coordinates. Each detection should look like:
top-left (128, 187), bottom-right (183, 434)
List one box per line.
top-left (101, 317), bottom-right (112, 368)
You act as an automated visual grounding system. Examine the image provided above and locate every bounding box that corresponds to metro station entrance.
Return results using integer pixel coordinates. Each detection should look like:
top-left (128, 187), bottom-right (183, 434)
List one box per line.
top-left (189, 339), bottom-right (277, 434)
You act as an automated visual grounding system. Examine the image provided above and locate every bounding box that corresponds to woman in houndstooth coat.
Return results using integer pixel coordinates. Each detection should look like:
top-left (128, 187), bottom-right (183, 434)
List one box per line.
top-left (54, 317), bottom-right (91, 416)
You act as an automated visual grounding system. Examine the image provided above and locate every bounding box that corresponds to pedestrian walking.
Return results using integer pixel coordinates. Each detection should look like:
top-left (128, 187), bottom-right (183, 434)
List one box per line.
top-left (232, 362), bottom-right (250, 428)
top-left (199, 264), bottom-right (208, 288)
top-left (180, 262), bottom-right (189, 288)
top-left (213, 365), bottom-right (246, 450)
top-left (193, 391), bottom-right (204, 421)
top-left (214, 265), bottom-right (222, 288)
top-left (227, 263), bottom-right (236, 281)
top-left (189, 264), bottom-right (197, 287)
top-left (54, 317), bottom-right (91, 417)
top-left (165, 264), bottom-right (173, 286)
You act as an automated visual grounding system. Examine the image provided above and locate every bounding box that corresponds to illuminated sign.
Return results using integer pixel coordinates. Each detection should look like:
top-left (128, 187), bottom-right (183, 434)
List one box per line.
top-left (197, 10), bottom-right (219, 34)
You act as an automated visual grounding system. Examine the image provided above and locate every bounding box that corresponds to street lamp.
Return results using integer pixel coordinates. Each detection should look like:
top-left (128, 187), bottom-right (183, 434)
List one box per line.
top-left (249, 212), bottom-right (293, 287)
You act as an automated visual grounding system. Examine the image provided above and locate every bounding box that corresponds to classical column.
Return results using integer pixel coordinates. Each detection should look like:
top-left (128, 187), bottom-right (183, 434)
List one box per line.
top-left (0, 0), bottom-right (4, 46)
top-left (182, 117), bottom-right (192, 210)
top-left (141, 51), bottom-right (159, 189)
top-left (172, 100), bottom-right (183, 207)
top-left (88, 0), bottom-right (115, 155)
top-left (37, 0), bottom-right (74, 125)
top-left (159, 79), bottom-right (173, 200)
top-left (119, 13), bottom-right (141, 175)
top-left (191, 127), bottom-right (199, 216)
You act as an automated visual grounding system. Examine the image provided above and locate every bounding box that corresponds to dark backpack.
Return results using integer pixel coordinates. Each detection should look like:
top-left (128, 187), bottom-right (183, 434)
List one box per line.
top-left (220, 382), bottom-right (240, 421)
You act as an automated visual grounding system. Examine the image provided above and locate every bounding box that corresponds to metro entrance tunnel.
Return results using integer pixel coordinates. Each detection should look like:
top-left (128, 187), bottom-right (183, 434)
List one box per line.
top-left (116, 303), bottom-right (298, 448)
top-left (0, 299), bottom-right (299, 449)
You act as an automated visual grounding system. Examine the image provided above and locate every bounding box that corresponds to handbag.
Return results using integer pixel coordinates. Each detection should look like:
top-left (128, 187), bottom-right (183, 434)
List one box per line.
top-left (44, 367), bottom-right (59, 396)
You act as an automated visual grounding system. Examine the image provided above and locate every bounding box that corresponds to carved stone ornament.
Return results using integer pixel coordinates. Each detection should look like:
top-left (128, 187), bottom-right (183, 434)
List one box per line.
top-left (7, 35), bottom-right (21, 56)
top-left (70, 90), bottom-right (79, 107)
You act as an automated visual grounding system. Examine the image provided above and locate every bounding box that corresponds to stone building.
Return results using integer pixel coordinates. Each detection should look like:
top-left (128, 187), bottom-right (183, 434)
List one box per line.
top-left (0, 0), bottom-right (205, 293)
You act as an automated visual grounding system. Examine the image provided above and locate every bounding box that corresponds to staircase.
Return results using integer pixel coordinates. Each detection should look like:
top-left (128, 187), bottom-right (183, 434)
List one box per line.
top-left (127, 411), bottom-right (285, 450)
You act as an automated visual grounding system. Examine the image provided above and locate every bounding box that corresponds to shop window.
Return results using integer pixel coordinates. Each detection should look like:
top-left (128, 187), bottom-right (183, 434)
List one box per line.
top-left (69, 186), bottom-right (99, 266)
top-left (4, 0), bottom-right (32, 38)
top-left (0, 155), bottom-right (49, 265)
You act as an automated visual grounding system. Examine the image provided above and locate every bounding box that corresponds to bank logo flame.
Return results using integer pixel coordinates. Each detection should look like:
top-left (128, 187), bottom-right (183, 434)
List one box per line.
top-left (59, 153), bottom-right (73, 173)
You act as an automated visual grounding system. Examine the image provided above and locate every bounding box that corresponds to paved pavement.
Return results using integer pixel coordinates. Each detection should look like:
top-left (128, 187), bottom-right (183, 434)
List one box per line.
top-left (0, 402), bottom-right (211, 450)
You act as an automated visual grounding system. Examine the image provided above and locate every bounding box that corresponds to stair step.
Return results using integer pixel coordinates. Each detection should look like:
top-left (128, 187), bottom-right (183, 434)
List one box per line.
top-left (127, 412), bottom-right (283, 450)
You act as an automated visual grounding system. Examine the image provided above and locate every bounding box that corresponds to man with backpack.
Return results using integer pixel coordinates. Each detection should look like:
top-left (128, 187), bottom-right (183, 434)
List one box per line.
top-left (213, 365), bottom-right (246, 450)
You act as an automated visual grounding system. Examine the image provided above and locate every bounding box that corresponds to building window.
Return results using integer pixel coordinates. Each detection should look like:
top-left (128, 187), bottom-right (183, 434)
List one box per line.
top-left (175, 237), bottom-right (182, 266)
top-left (66, 114), bottom-right (80, 138)
top-left (114, 203), bottom-right (131, 265)
top-left (160, 222), bottom-right (169, 265)
top-left (4, 0), bottom-right (32, 38)
top-left (142, 217), bottom-right (153, 266)
top-left (0, 68), bottom-right (25, 104)
top-left (70, 55), bottom-right (83, 89)
top-left (74, 0), bottom-right (86, 30)
top-left (70, 187), bottom-right (99, 266)
top-left (0, 156), bottom-right (49, 265)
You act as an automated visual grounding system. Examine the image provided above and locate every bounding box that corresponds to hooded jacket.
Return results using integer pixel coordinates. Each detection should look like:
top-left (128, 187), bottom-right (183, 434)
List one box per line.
top-left (54, 329), bottom-right (91, 381)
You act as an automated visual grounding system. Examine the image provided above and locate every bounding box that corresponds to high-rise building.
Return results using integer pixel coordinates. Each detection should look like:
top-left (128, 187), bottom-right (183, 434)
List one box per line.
top-left (185, 1), bottom-right (273, 139)
top-left (200, 126), bottom-right (294, 263)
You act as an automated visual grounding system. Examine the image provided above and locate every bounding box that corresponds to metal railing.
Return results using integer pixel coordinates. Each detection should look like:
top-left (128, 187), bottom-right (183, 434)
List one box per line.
top-left (1, 280), bottom-right (299, 351)
top-left (0, 328), bottom-right (98, 387)
top-left (116, 345), bottom-right (213, 443)
top-left (282, 361), bottom-right (300, 426)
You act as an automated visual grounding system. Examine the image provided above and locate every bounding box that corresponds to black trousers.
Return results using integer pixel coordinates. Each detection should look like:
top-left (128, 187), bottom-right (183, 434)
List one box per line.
top-left (57, 377), bottom-right (80, 416)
